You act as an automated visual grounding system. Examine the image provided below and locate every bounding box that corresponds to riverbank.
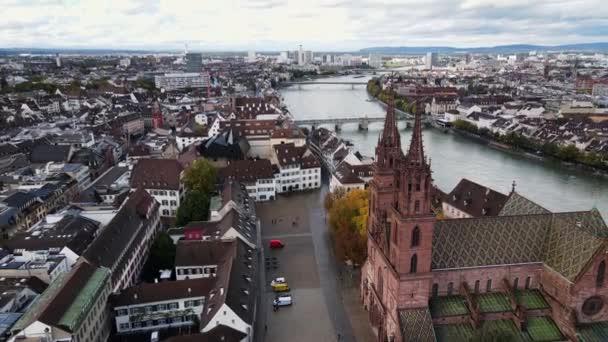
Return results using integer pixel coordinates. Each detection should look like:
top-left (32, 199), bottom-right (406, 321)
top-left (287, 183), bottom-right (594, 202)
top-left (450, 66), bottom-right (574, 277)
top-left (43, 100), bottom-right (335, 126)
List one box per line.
top-left (363, 78), bottom-right (608, 175)
top-left (450, 127), bottom-right (608, 177)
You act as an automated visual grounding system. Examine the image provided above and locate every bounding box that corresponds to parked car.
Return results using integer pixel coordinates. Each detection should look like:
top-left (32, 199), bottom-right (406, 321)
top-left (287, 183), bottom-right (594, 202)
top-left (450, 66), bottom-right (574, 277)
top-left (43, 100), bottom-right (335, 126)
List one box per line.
top-left (269, 239), bottom-right (285, 249)
top-left (273, 294), bottom-right (293, 307)
top-left (271, 277), bottom-right (286, 286)
top-left (271, 277), bottom-right (289, 292)
top-left (272, 282), bottom-right (290, 292)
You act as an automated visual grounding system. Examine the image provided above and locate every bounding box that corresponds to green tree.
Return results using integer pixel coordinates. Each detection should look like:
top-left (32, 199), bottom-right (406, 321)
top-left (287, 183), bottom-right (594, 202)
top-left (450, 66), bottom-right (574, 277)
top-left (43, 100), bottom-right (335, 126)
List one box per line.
top-left (325, 189), bottom-right (369, 264)
top-left (175, 159), bottom-right (217, 226)
top-left (141, 232), bottom-right (176, 281)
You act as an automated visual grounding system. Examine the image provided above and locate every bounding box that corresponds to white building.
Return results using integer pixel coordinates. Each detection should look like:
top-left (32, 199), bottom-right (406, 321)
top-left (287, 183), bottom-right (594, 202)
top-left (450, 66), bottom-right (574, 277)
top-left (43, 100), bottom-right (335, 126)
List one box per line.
top-left (155, 73), bottom-right (211, 91)
top-left (220, 159), bottom-right (277, 202)
top-left (120, 57), bottom-right (131, 67)
top-left (130, 159), bottom-right (185, 217)
top-left (426, 52), bottom-right (438, 70)
top-left (247, 50), bottom-right (256, 63)
top-left (369, 54), bottom-right (382, 68)
top-left (113, 278), bottom-right (207, 334)
top-left (272, 143), bottom-right (322, 194)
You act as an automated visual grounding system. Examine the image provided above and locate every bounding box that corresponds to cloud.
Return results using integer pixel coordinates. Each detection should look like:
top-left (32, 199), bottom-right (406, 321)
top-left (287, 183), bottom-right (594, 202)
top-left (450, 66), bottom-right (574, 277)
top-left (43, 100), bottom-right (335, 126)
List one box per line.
top-left (0, 0), bottom-right (607, 51)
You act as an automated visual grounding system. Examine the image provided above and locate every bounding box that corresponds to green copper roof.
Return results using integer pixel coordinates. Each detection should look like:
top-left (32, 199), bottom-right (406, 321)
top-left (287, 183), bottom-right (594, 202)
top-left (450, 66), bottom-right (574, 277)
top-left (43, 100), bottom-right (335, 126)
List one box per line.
top-left (11, 272), bottom-right (69, 332)
top-left (58, 266), bottom-right (110, 331)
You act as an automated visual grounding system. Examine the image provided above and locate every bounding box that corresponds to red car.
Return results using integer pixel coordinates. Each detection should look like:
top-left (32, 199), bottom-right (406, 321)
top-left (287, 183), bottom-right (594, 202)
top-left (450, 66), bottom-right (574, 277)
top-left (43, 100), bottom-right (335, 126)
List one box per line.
top-left (269, 240), bottom-right (285, 249)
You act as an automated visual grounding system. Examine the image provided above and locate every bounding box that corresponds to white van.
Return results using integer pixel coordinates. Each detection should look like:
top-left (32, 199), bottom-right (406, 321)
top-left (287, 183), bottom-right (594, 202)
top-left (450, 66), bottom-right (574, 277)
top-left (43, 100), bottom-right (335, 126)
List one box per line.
top-left (273, 294), bottom-right (293, 307)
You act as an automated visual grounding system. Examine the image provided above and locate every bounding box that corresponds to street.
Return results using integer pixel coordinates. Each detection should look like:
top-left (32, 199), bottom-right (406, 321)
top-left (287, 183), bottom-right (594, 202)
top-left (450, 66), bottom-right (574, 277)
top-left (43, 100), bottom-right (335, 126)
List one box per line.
top-left (254, 186), bottom-right (374, 342)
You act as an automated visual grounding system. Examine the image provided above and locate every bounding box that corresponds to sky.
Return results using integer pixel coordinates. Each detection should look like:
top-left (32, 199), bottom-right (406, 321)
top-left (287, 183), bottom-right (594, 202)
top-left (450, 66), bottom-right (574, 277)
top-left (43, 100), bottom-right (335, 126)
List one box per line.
top-left (2, 0), bottom-right (608, 51)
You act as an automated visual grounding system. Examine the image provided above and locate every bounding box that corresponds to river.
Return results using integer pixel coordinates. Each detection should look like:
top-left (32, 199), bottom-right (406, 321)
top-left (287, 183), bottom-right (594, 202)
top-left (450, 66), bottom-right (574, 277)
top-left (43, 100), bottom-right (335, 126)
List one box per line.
top-left (281, 74), bottom-right (608, 217)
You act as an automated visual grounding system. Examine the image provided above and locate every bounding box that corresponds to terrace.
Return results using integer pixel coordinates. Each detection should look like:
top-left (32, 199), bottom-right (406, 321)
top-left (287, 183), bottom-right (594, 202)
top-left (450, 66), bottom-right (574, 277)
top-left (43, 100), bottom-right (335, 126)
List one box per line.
top-left (475, 292), bottom-right (512, 313)
top-left (577, 321), bottom-right (608, 342)
top-left (430, 296), bottom-right (469, 318)
top-left (434, 317), bottom-right (564, 342)
top-left (525, 317), bottom-right (563, 342)
top-left (515, 289), bottom-right (550, 310)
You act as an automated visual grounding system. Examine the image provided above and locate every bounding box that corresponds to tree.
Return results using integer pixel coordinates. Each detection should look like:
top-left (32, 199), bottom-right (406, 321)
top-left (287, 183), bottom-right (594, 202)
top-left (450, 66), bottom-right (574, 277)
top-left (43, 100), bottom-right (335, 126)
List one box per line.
top-left (141, 232), bottom-right (176, 281)
top-left (325, 189), bottom-right (369, 264)
top-left (175, 159), bottom-right (217, 226)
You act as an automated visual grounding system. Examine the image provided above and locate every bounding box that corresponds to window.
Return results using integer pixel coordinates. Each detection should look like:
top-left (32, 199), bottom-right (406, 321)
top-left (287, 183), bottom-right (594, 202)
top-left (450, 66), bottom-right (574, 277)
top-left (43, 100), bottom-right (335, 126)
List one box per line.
top-left (525, 277), bottom-right (531, 289)
top-left (119, 323), bottom-right (129, 330)
top-left (116, 309), bottom-right (128, 316)
top-left (513, 277), bottom-right (519, 290)
top-left (486, 279), bottom-right (492, 292)
top-left (416, 183), bottom-right (421, 191)
top-left (411, 226), bottom-right (420, 247)
top-left (474, 280), bottom-right (480, 294)
top-left (414, 200), bottom-right (420, 213)
top-left (169, 302), bottom-right (179, 309)
top-left (432, 283), bottom-right (438, 297)
top-left (447, 282), bottom-right (454, 296)
top-left (162, 209), bottom-right (169, 216)
top-left (597, 261), bottom-right (606, 288)
top-left (410, 254), bottom-right (417, 274)
top-left (583, 296), bottom-right (604, 316)
top-left (162, 200), bottom-right (168, 206)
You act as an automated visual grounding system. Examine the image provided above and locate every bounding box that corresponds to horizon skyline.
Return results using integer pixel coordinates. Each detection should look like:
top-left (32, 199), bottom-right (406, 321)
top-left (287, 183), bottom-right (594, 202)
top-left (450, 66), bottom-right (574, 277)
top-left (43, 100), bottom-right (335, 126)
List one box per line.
top-left (2, 41), bottom-right (608, 54)
top-left (3, 0), bottom-right (608, 51)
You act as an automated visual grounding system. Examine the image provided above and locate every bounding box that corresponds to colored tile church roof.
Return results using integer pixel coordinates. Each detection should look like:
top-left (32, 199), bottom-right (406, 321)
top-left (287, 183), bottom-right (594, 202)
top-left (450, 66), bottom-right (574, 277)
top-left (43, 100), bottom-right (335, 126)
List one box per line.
top-left (499, 191), bottom-right (550, 216)
top-left (398, 308), bottom-right (436, 342)
top-left (432, 208), bottom-right (608, 282)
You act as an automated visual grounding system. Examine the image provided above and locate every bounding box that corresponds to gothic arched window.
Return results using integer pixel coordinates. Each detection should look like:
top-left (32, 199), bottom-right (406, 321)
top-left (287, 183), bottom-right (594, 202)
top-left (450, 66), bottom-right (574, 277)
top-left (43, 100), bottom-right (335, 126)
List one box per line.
top-left (597, 261), bottom-right (606, 288)
top-left (377, 268), bottom-right (384, 298)
top-left (410, 254), bottom-right (418, 274)
top-left (411, 226), bottom-right (420, 247)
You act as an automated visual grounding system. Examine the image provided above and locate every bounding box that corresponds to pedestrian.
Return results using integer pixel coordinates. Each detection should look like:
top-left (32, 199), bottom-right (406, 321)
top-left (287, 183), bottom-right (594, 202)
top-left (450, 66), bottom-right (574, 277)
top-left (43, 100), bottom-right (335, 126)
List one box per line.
top-left (265, 324), bottom-right (268, 333)
top-left (337, 333), bottom-right (341, 341)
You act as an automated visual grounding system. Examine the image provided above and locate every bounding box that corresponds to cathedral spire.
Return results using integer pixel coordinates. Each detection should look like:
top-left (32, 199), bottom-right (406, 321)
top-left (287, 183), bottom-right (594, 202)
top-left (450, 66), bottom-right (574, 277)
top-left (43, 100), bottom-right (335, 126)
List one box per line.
top-left (405, 110), bottom-right (425, 165)
top-left (379, 88), bottom-right (400, 148)
top-left (375, 86), bottom-right (403, 170)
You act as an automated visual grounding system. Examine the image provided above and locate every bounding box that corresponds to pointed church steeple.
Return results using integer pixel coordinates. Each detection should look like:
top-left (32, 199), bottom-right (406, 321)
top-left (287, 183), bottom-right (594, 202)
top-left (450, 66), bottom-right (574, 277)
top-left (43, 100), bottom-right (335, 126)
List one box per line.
top-left (375, 87), bottom-right (403, 170)
top-left (405, 111), bottom-right (426, 165)
top-left (379, 88), bottom-right (400, 148)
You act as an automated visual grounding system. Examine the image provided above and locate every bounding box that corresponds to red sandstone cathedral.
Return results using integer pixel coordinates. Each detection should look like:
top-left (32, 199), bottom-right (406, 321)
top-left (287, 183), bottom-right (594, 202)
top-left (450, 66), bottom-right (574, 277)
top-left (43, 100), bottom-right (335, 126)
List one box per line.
top-left (360, 92), bottom-right (608, 341)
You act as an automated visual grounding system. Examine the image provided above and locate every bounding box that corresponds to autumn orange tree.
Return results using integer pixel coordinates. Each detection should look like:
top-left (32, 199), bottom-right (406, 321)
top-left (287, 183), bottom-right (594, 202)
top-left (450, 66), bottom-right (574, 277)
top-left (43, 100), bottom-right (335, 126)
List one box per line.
top-left (325, 189), bottom-right (369, 265)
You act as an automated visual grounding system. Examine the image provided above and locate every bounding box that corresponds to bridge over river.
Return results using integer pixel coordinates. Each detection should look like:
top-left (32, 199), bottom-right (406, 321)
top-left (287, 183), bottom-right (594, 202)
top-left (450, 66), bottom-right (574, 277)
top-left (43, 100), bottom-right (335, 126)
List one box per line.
top-left (294, 113), bottom-right (414, 131)
top-left (282, 81), bottom-right (368, 89)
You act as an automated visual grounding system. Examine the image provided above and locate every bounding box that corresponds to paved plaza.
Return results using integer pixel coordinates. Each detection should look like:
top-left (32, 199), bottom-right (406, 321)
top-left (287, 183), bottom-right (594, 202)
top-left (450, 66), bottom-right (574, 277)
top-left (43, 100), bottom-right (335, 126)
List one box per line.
top-left (255, 189), bottom-right (375, 342)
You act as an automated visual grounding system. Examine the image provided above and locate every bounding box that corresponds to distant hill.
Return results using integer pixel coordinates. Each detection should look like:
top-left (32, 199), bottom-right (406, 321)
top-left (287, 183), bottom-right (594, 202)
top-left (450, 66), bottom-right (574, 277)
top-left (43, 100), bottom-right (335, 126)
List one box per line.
top-left (360, 43), bottom-right (608, 55)
top-left (0, 48), bottom-right (169, 56)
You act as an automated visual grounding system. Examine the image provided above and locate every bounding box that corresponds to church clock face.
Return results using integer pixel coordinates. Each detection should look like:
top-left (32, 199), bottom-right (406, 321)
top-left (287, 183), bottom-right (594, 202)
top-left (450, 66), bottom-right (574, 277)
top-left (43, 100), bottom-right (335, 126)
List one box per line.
top-left (582, 296), bottom-right (604, 316)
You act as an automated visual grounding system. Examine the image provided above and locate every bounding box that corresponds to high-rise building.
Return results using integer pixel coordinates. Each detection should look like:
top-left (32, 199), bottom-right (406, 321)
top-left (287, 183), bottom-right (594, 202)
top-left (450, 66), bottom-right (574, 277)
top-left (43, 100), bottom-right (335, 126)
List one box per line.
top-left (298, 45), bottom-right (304, 65)
top-left (426, 52), bottom-right (438, 70)
top-left (278, 51), bottom-right (289, 63)
top-left (369, 54), bottom-right (382, 68)
top-left (185, 53), bottom-right (203, 72)
top-left (248, 50), bottom-right (256, 63)
top-left (55, 53), bottom-right (62, 68)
